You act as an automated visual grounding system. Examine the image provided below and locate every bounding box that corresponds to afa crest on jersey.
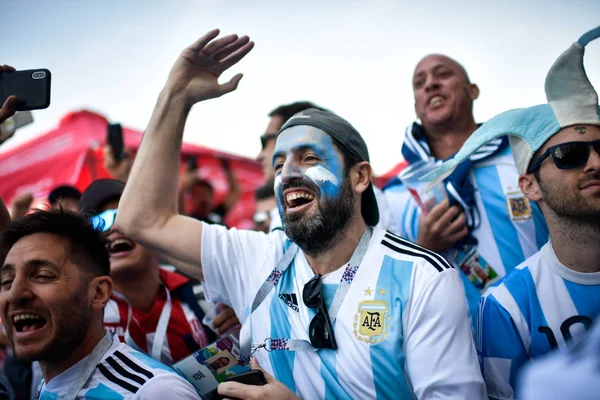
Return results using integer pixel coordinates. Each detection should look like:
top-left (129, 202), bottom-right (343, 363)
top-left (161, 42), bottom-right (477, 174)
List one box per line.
top-left (353, 300), bottom-right (390, 344)
top-left (505, 189), bottom-right (532, 221)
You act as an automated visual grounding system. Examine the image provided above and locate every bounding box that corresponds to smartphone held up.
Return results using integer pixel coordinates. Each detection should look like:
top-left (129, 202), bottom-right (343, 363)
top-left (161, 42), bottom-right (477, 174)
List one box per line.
top-left (0, 68), bottom-right (52, 111)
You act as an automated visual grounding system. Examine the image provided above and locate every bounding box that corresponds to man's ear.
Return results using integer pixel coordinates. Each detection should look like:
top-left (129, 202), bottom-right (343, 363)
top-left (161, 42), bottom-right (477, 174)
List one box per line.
top-left (90, 276), bottom-right (112, 311)
top-left (519, 173), bottom-right (542, 203)
top-left (469, 83), bottom-right (480, 100)
top-left (351, 161), bottom-right (372, 195)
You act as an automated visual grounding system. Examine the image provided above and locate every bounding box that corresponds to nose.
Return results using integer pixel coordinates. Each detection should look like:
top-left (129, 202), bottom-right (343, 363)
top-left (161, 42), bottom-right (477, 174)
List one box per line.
top-left (424, 74), bottom-right (440, 92)
top-left (280, 158), bottom-right (303, 185)
top-left (4, 274), bottom-right (34, 305)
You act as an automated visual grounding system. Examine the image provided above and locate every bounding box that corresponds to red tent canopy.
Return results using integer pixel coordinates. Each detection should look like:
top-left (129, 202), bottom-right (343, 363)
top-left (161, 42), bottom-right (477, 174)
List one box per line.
top-left (0, 110), bottom-right (264, 228)
top-left (373, 161), bottom-right (407, 189)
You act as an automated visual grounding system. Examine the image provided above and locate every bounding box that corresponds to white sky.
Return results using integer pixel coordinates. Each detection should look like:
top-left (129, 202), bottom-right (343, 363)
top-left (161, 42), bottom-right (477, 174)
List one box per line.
top-left (2, 0), bottom-right (599, 174)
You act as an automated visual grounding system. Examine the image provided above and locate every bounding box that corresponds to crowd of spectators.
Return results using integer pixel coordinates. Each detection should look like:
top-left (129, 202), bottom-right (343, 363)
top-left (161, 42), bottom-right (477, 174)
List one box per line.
top-left (0, 25), bottom-right (598, 400)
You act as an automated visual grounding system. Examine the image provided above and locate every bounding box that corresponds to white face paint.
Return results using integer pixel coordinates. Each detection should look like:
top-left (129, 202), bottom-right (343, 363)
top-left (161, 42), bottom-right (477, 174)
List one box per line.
top-left (273, 175), bottom-right (282, 191)
top-left (304, 165), bottom-right (340, 187)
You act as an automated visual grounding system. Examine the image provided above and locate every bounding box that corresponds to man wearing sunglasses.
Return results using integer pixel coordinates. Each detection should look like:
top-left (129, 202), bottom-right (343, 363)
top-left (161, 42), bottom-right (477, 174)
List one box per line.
top-left (425, 26), bottom-right (600, 400)
top-left (115, 30), bottom-right (485, 399)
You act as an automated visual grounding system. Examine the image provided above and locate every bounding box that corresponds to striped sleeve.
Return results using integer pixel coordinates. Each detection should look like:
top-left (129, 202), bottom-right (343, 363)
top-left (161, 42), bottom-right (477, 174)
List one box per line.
top-left (383, 183), bottom-right (421, 241)
top-left (478, 290), bottom-right (530, 400)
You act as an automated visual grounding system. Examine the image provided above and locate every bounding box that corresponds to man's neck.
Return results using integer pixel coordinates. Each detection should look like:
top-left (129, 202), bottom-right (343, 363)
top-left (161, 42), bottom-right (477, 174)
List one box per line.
top-left (304, 218), bottom-right (367, 276)
top-left (547, 214), bottom-right (600, 273)
top-left (112, 263), bottom-right (161, 313)
top-left (422, 117), bottom-right (478, 160)
top-left (39, 325), bottom-right (106, 383)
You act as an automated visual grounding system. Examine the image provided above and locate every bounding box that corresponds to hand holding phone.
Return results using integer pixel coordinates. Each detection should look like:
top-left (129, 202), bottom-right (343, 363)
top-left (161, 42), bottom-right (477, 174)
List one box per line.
top-left (0, 67), bottom-right (51, 111)
top-left (214, 359), bottom-right (301, 400)
top-left (107, 123), bottom-right (125, 162)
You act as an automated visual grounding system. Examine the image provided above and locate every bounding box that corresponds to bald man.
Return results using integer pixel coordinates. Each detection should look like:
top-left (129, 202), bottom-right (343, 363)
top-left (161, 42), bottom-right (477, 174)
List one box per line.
top-left (384, 54), bottom-right (548, 322)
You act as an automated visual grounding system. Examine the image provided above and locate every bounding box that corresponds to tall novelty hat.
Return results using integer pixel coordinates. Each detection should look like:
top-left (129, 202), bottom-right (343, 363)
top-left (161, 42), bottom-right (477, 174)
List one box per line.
top-left (423, 26), bottom-right (600, 187)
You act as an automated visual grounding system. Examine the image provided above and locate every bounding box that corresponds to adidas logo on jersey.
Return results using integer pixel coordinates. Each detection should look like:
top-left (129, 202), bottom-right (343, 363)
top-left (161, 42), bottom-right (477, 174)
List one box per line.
top-left (278, 293), bottom-right (299, 312)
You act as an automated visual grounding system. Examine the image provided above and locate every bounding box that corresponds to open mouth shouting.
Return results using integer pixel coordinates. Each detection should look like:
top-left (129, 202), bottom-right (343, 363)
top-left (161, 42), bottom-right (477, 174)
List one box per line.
top-left (107, 237), bottom-right (136, 258)
top-left (427, 94), bottom-right (446, 108)
top-left (284, 189), bottom-right (317, 214)
top-left (11, 312), bottom-right (48, 337)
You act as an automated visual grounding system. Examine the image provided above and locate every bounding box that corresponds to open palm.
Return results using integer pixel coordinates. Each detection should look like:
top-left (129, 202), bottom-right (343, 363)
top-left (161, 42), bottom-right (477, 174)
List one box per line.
top-left (166, 29), bottom-right (254, 104)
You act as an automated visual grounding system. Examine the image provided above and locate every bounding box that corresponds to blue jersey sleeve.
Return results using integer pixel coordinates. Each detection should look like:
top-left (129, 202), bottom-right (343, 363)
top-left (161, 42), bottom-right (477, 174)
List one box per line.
top-left (477, 292), bottom-right (529, 400)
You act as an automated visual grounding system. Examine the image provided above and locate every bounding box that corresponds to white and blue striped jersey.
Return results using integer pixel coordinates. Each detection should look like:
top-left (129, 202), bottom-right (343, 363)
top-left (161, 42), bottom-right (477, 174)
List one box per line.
top-left (477, 242), bottom-right (600, 400)
top-left (384, 147), bottom-right (549, 317)
top-left (517, 319), bottom-right (600, 400)
top-left (201, 224), bottom-right (486, 399)
top-left (38, 335), bottom-right (199, 399)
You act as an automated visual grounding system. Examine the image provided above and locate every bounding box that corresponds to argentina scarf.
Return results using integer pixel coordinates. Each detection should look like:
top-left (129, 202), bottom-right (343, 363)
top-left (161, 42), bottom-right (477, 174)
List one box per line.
top-left (396, 122), bottom-right (509, 244)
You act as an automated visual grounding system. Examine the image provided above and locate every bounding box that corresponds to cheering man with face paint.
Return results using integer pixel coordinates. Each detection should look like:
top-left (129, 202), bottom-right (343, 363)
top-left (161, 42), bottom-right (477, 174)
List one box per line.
top-left (424, 26), bottom-right (600, 400)
top-left (115, 29), bottom-right (485, 399)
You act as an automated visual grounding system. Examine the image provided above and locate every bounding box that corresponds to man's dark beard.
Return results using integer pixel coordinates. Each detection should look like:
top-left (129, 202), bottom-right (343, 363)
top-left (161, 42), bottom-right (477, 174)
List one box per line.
top-left (282, 177), bottom-right (355, 255)
top-left (540, 172), bottom-right (600, 222)
top-left (13, 282), bottom-right (92, 363)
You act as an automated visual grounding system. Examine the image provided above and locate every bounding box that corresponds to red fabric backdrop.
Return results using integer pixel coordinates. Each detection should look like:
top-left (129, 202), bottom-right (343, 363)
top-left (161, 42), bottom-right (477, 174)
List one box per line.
top-left (0, 110), bottom-right (406, 228)
top-left (0, 110), bottom-right (264, 228)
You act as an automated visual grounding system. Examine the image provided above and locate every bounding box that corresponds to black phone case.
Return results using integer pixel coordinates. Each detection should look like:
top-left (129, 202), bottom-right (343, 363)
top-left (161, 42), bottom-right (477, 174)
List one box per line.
top-left (107, 123), bottom-right (125, 161)
top-left (209, 370), bottom-right (267, 400)
top-left (0, 69), bottom-right (51, 111)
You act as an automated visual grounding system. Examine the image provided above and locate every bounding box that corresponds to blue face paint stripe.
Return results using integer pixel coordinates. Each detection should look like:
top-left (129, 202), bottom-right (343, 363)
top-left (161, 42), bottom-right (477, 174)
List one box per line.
top-left (474, 166), bottom-right (526, 271)
top-left (268, 261), bottom-right (296, 393)
top-left (369, 256), bottom-right (413, 399)
top-left (274, 127), bottom-right (345, 210)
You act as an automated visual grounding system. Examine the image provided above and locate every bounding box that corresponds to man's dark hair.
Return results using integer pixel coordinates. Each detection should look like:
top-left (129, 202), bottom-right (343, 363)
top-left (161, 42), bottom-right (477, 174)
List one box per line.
top-left (48, 185), bottom-right (82, 206)
top-left (255, 182), bottom-right (275, 200)
top-left (193, 179), bottom-right (214, 195)
top-left (0, 209), bottom-right (110, 278)
top-left (269, 101), bottom-right (329, 124)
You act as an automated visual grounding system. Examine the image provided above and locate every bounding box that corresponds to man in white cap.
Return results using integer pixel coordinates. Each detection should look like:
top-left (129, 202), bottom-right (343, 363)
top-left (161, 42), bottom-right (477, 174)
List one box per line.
top-left (424, 26), bottom-right (600, 400)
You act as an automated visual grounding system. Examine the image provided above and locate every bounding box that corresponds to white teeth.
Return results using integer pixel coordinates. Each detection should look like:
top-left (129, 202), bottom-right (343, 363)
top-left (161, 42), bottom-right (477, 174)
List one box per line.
top-left (13, 313), bottom-right (42, 322)
top-left (429, 96), bottom-right (444, 105)
top-left (286, 192), bottom-right (315, 204)
top-left (111, 239), bottom-right (129, 246)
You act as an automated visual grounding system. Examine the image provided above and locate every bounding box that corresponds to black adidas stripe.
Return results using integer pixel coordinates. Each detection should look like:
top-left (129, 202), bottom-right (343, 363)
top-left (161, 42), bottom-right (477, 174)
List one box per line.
top-left (381, 235), bottom-right (451, 273)
top-left (105, 356), bottom-right (148, 386)
top-left (98, 364), bottom-right (139, 394)
top-left (114, 351), bottom-right (154, 379)
top-left (384, 232), bottom-right (453, 271)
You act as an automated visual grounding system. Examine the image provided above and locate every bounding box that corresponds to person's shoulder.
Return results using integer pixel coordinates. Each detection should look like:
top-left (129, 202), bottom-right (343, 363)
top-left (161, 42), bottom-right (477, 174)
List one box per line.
top-left (111, 341), bottom-right (180, 376)
top-left (485, 250), bottom-right (543, 299)
top-left (136, 371), bottom-right (199, 399)
top-left (374, 229), bottom-right (454, 276)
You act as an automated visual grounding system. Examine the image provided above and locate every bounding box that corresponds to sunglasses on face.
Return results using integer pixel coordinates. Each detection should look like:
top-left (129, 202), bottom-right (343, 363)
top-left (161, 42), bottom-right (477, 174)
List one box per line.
top-left (528, 139), bottom-right (600, 173)
top-left (260, 134), bottom-right (277, 150)
top-left (302, 274), bottom-right (338, 350)
top-left (90, 209), bottom-right (117, 232)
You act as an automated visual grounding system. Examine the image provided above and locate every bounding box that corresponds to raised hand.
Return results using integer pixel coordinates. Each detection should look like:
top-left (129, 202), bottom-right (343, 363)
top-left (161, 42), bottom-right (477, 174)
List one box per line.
top-left (165, 29), bottom-right (254, 105)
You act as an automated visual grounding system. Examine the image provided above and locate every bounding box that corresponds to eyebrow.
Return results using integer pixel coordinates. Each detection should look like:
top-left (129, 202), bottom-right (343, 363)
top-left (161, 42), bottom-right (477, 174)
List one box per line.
top-left (1, 259), bottom-right (57, 274)
top-left (273, 144), bottom-right (324, 162)
top-left (414, 64), bottom-right (451, 79)
top-left (0, 265), bottom-right (14, 274)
